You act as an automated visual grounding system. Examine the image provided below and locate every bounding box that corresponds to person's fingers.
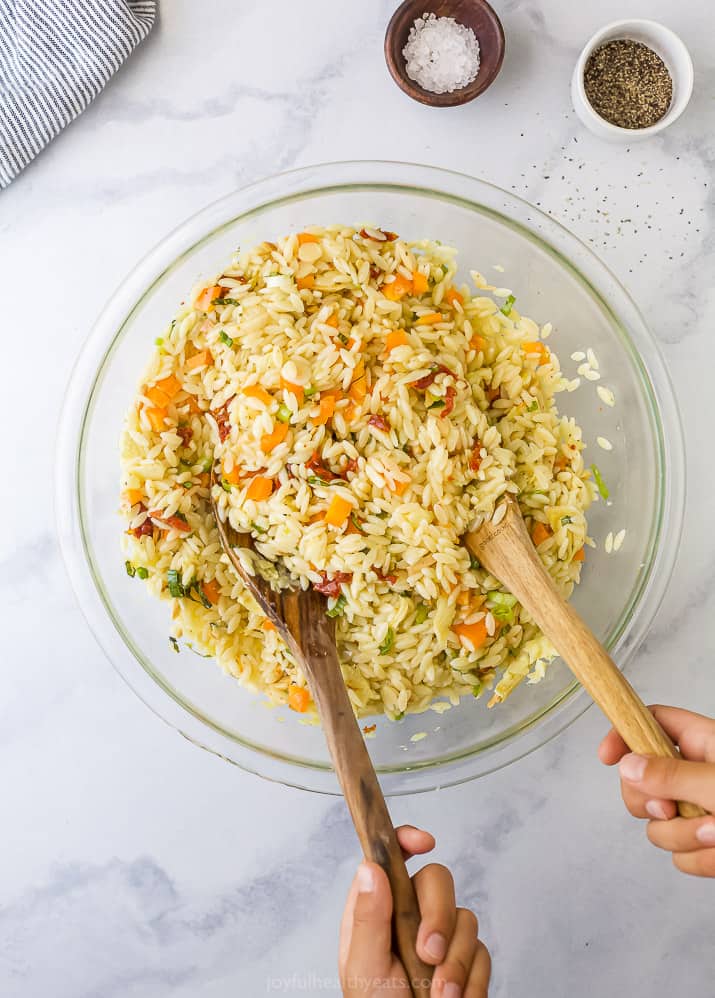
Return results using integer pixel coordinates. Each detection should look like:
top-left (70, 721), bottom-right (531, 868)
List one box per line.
top-left (430, 907), bottom-right (478, 997)
top-left (619, 753), bottom-right (715, 812)
top-left (647, 816), bottom-right (715, 853)
top-left (341, 863), bottom-right (397, 989)
top-left (338, 871), bottom-right (360, 971)
top-left (395, 825), bottom-right (436, 861)
top-left (619, 775), bottom-right (677, 821)
top-left (649, 706), bottom-right (715, 762)
top-left (599, 727), bottom-right (630, 766)
top-left (465, 939), bottom-right (492, 998)
top-left (672, 848), bottom-right (715, 879)
top-left (412, 864), bottom-right (457, 966)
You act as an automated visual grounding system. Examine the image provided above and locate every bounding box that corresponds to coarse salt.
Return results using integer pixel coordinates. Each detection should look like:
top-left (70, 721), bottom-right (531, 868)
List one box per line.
top-left (403, 13), bottom-right (480, 94)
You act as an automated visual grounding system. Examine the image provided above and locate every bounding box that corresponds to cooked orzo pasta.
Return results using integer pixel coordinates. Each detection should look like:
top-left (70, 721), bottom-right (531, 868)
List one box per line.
top-left (120, 226), bottom-right (594, 719)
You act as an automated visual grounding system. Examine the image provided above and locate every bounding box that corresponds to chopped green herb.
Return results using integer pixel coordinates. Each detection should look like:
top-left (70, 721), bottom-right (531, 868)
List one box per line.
top-left (167, 569), bottom-right (183, 598)
top-left (427, 398), bottom-right (445, 410)
top-left (307, 475), bottom-right (338, 486)
top-left (182, 481), bottom-right (193, 489)
top-left (527, 399), bottom-right (539, 412)
top-left (212, 297), bottom-right (240, 306)
top-left (220, 479), bottom-right (232, 492)
top-left (303, 385), bottom-right (318, 398)
top-left (219, 330), bottom-right (234, 347)
top-left (590, 463), bottom-right (610, 500)
top-left (379, 627), bottom-right (395, 655)
top-left (469, 553), bottom-right (481, 571)
top-left (169, 636), bottom-right (180, 654)
top-left (337, 332), bottom-right (349, 345)
top-left (414, 603), bottom-right (429, 624)
top-left (276, 403), bottom-right (292, 423)
top-left (394, 711), bottom-right (405, 721)
top-left (472, 682), bottom-right (482, 698)
top-left (202, 458), bottom-right (213, 473)
top-left (125, 560), bottom-right (136, 578)
top-left (251, 521), bottom-right (268, 534)
top-left (195, 587), bottom-right (212, 610)
top-left (136, 566), bottom-right (149, 580)
top-left (154, 337), bottom-right (164, 346)
top-left (561, 516), bottom-right (573, 525)
top-left (350, 513), bottom-right (365, 534)
top-left (326, 594), bottom-right (347, 618)
top-left (500, 294), bottom-right (516, 316)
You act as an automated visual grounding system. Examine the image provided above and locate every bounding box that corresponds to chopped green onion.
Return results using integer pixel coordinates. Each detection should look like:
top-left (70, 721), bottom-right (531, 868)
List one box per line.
top-left (155, 337), bottom-right (164, 346)
top-left (202, 458), bottom-right (213, 473)
top-left (337, 332), bottom-right (349, 345)
top-left (590, 463), bottom-right (610, 500)
top-left (326, 594), bottom-right (347, 618)
top-left (125, 561), bottom-right (136, 578)
top-left (472, 682), bottom-right (482, 698)
top-left (350, 513), bottom-right (365, 534)
top-left (276, 403), bottom-right (292, 423)
top-left (527, 399), bottom-right (539, 412)
top-left (500, 294), bottom-right (516, 316)
top-left (169, 636), bottom-right (180, 654)
top-left (561, 516), bottom-right (573, 525)
top-left (469, 553), bottom-right (480, 571)
top-left (220, 479), bottom-right (232, 492)
top-left (182, 481), bottom-right (193, 489)
top-left (394, 711), bottom-right (405, 720)
top-left (251, 521), bottom-right (268, 534)
top-left (487, 589), bottom-right (518, 622)
top-left (303, 385), bottom-right (318, 398)
top-left (136, 566), bottom-right (149, 580)
top-left (427, 397), bottom-right (445, 410)
top-left (167, 569), bottom-right (183, 598)
top-left (219, 330), bottom-right (234, 347)
top-left (379, 627), bottom-right (395, 655)
top-left (414, 603), bottom-right (429, 624)
top-left (307, 475), bottom-right (338, 486)
top-left (212, 297), bottom-right (240, 306)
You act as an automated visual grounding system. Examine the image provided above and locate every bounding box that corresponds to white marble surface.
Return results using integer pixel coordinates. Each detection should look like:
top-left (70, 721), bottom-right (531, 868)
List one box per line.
top-left (1, 1), bottom-right (714, 995)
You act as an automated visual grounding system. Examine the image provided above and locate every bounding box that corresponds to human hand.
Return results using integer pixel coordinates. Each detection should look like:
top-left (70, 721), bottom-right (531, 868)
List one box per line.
top-left (339, 825), bottom-right (491, 996)
top-left (599, 705), bottom-right (715, 877)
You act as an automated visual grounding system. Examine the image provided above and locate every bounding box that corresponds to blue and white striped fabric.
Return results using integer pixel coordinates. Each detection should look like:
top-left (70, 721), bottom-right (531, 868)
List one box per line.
top-left (0, 0), bottom-right (156, 187)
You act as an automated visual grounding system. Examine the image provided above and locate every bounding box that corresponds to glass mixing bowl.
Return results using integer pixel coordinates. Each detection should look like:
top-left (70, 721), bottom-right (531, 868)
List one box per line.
top-left (56, 162), bottom-right (685, 794)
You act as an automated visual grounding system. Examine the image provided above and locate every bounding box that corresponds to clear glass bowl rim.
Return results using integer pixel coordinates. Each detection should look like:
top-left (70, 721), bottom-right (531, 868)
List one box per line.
top-left (55, 161), bottom-right (686, 795)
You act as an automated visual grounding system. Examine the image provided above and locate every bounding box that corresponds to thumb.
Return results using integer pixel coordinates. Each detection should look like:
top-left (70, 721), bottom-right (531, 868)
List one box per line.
top-left (619, 753), bottom-right (715, 812)
top-left (343, 863), bottom-right (395, 988)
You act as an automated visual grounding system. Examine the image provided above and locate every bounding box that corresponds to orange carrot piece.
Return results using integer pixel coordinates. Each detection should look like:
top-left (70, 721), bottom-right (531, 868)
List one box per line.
top-left (454, 619), bottom-right (488, 649)
top-left (416, 312), bottom-right (443, 326)
top-left (297, 233), bottom-right (320, 245)
top-left (385, 329), bottom-right (409, 351)
top-left (324, 494), bottom-right (353, 528)
top-left (196, 285), bottom-right (223, 311)
top-left (124, 488), bottom-right (144, 506)
top-left (242, 385), bottom-right (274, 406)
top-left (389, 478), bottom-right (410, 496)
top-left (573, 546), bottom-right (586, 562)
top-left (155, 374), bottom-right (181, 399)
top-left (296, 274), bottom-right (315, 290)
top-left (223, 464), bottom-right (241, 486)
top-left (187, 395), bottom-right (202, 415)
top-left (470, 334), bottom-right (487, 352)
top-left (444, 287), bottom-right (463, 307)
top-left (348, 358), bottom-right (367, 402)
top-left (288, 685), bottom-right (311, 712)
top-left (312, 392), bottom-right (337, 425)
top-left (523, 341), bottom-right (550, 364)
top-left (186, 349), bottom-right (213, 371)
top-left (412, 271), bottom-right (429, 295)
top-left (202, 579), bottom-right (221, 605)
top-left (382, 273), bottom-right (413, 301)
top-left (280, 376), bottom-right (304, 405)
top-left (343, 402), bottom-right (357, 422)
top-left (246, 476), bottom-right (274, 500)
top-left (326, 313), bottom-right (339, 328)
top-left (262, 618), bottom-right (277, 631)
top-left (145, 406), bottom-right (168, 433)
top-left (531, 522), bottom-right (553, 547)
top-left (145, 385), bottom-right (170, 408)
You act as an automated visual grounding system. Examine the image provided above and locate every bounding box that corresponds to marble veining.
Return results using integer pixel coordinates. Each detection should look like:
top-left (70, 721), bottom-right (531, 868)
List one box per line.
top-left (1, 1), bottom-right (714, 995)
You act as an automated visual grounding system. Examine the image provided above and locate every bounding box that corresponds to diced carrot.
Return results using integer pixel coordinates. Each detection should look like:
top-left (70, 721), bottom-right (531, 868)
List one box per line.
top-left (554, 454), bottom-right (569, 472)
top-left (186, 349), bottom-right (213, 371)
top-left (196, 285), bottom-right (223, 311)
top-left (202, 579), bottom-right (221, 605)
top-left (198, 473), bottom-right (210, 487)
top-left (531, 522), bottom-right (553, 547)
top-left (416, 312), bottom-right (443, 326)
top-left (296, 274), bottom-right (315, 290)
top-left (573, 547), bottom-right (586, 562)
top-left (412, 271), bottom-right (429, 295)
top-left (385, 329), bottom-right (409, 351)
top-left (456, 588), bottom-right (472, 607)
top-left (470, 335), bottom-right (487, 352)
top-left (389, 477), bottom-right (410, 496)
top-left (382, 273), bottom-right (413, 301)
top-left (145, 385), bottom-right (170, 408)
top-left (444, 287), bottom-right (463, 307)
top-left (262, 618), bottom-right (277, 631)
top-left (312, 392), bottom-right (337, 425)
top-left (260, 421), bottom-right (290, 453)
top-left (124, 488), bottom-right (144, 506)
top-left (242, 385), bottom-right (274, 406)
top-left (454, 619), bottom-right (488, 649)
top-left (288, 684), bottom-right (311, 712)
top-left (280, 376), bottom-right (304, 405)
top-left (324, 494), bottom-right (353, 528)
top-left (326, 313), bottom-right (339, 328)
top-left (155, 374), bottom-right (181, 399)
top-left (246, 476), bottom-right (274, 501)
top-left (223, 463), bottom-right (241, 486)
top-left (187, 395), bottom-right (202, 414)
top-left (297, 232), bottom-right (320, 245)
top-left (343, 402), bottom-right (357, 422)
top-left (523, 341), bottom-right (550, 364)
top-left (145, 406), bottom-right (168, 433)
top-left (348, 358), bottom-right (367, 402)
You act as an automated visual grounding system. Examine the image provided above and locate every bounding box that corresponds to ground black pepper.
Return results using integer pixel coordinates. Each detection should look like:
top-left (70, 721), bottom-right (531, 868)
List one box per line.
top-left (584, 39), bottom-right (672, 129)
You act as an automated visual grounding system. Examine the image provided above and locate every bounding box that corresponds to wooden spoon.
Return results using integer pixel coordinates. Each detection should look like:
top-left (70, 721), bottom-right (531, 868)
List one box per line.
top-left (210, 485), bottom-right (433, 997)
top-left (465, 497), bottom-right (707, 819)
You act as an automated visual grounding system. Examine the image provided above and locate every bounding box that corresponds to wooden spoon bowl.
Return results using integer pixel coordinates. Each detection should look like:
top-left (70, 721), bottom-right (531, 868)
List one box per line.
top-left (384, 0), bottom-right (505, 107)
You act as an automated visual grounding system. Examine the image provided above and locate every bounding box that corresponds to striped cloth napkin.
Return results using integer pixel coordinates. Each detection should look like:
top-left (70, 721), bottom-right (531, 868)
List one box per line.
top-left (0, 0), bottom-right (156, 187)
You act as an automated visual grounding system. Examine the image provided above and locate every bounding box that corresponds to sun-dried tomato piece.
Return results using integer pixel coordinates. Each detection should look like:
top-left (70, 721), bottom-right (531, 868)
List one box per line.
top-left (469, 441), bottom-right (483, 472)
top-left (368, 414), bottom-right (390, 432)
top-left (211, 395), bottom-right (236, 442)
top-left (411, 364), bottom-right (457, 391)
top-left (176, 425), bottom-right (193, 446)
top-left (440, 385), bottom-right (457, 419)
top-left (313, 571), bottom-right (353, 597)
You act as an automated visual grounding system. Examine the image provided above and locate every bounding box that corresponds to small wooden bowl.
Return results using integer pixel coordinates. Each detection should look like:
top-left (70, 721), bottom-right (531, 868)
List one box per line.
top-left (385, 0), bottom-right (505, 107)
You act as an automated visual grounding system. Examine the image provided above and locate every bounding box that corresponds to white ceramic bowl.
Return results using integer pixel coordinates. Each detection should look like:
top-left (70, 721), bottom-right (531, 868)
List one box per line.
top-left (571, 19), bottom-right (693, 142)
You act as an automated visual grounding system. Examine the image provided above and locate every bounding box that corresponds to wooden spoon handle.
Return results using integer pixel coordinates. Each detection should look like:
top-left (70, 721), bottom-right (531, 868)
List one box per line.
top-left (467, 505), bottom-right (707, 819)
top-left (305, 646), bottom-right (433, 996)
